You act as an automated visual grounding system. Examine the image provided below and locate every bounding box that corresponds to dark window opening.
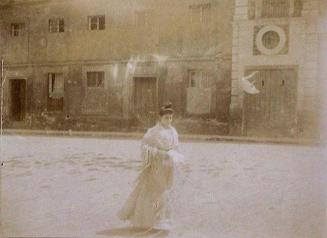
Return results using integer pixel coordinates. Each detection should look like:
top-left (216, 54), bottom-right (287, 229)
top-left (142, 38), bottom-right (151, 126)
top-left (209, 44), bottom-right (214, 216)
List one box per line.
top-left (48, 73), bottom-right (64, 111)
top-left (87, 72), bottom-right (105, 88)
top-left (188, 70), bottom-right (210, 89)
top-left (49, 18), bottom-right (65, 33)
top-left (88, 16), bottom-right (105, 30)
top-left (262, 31), bottom-right (280, 49)
top-left (11, 23), bottom-right (25, 37)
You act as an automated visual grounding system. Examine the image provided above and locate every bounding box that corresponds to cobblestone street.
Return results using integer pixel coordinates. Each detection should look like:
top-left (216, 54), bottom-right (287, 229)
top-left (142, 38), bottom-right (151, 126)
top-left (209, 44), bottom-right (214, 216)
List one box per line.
top-left (1, 135), bottom-right (325, 238)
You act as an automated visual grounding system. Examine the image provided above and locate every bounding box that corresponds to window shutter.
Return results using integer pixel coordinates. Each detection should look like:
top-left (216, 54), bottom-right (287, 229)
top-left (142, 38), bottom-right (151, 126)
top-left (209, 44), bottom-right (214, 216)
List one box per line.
top-left (48, 73), bottom-right (53, 95)
top-left (59, 19), bottom-right (64, 32)
top-left (248, 0), bottom-right (256, 19)
top-left (99, 16), bottom-right (105, 30)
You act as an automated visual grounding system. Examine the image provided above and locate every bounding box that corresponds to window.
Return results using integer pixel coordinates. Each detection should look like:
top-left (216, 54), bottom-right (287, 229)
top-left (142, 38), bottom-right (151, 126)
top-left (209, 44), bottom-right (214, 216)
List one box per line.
top-left (48, 73), bottom-right (64, 98)
top-left (261, 0), bottom-right (290, 18)
top-left (48, 73), bottom-right (64, 111)
top-left (87, 72), bottom-right (105, 88)
top-left (249, 0), bottom-right (302, 19)
top-left (262, 31), bottom-right (280, 49)
top-left (11, 23), bottom-right (25, 37)
top-left (189, 3), bottom-right (211, 23)
top-left (49, 18), bottom-right (64, 33)
top-left (293, 0), bottom-right (303, 17)
top-left (188, 70), bottom-right (210, 89)
top-left (248, 0), bottom-right (256, 19)
top-left (189, 71), bottom-right (197, 88)
top-left (88, 16), bottom-right (105, 30)
top-left (135, 10), bottom-right (153, 26)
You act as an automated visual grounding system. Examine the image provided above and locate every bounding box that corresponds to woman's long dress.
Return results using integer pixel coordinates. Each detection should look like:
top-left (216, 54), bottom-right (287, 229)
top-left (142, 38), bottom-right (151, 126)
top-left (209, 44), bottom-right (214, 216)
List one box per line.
top-left (117, 123), bottom-right (179, 229)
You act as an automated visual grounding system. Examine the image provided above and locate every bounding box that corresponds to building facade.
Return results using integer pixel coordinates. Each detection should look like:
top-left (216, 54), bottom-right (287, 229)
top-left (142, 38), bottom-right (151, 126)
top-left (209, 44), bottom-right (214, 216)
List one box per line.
top-left (0, 0), bottom-right (233, 131)
top-left (230, 0), bottom-right (326, 138)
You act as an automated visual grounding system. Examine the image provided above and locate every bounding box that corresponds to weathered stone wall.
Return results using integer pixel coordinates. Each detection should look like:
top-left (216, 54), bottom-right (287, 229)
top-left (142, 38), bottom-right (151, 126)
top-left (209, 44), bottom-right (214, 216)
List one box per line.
top-left (0, 0), bottom-right (233, 132)
top-left (318, 0), bottom-right (327, 141)
top-left (0, 0), bottom-right (233, 63)
top-left (230, 0), bottom-right (323, 138)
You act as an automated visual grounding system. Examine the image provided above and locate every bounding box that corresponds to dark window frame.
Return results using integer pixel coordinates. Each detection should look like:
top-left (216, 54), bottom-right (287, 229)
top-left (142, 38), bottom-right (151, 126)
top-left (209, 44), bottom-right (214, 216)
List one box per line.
top-left (11, 23), bottom-right (25, 37)
top-left (88, 15), bottom-right (105, 30)
top-left (187, 70), bottom-right (210, 89)
top-left (86, 71), bottom-right (105, 88)
top-left (189, 3), bottom-right (212, 23)
top-left (49, 18), bottom-right (65, 33)
top-left (47, 73), bottom-right (64, 112)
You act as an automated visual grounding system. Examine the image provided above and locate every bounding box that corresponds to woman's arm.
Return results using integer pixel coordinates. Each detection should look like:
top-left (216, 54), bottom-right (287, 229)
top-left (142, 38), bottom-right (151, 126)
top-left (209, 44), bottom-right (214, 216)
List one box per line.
top-left (171, 127), bottom-right (180, 151)
top-left (141, 128), bottom-right (168, 165)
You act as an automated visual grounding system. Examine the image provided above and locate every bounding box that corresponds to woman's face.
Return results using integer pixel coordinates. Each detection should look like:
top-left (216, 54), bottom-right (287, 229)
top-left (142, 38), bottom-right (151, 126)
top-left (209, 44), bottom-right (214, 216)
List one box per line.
top-left (160, 114), bottom-right (173, 128)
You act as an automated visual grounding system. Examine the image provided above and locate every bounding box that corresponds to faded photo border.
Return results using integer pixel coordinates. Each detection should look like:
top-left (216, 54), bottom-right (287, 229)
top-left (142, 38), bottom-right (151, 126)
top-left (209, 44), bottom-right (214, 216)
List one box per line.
top-left (0, 0), bottom-right (326, 238)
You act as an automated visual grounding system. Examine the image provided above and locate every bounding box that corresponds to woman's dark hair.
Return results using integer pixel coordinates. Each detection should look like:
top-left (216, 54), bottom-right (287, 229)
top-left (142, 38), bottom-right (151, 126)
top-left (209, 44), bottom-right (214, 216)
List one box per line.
top-left (159, 102), bottom-right (174, 116)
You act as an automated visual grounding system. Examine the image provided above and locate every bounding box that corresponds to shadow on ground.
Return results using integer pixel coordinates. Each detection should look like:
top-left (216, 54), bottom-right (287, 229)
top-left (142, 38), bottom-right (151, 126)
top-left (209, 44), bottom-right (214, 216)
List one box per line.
top-left (97, 227), bottom-right (169, 237)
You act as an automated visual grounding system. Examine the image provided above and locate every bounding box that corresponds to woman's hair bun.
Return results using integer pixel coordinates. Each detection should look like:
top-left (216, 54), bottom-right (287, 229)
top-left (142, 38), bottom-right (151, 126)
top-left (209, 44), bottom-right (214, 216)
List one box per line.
top-left (159, 102), bottom-right (174, 116)
top-left (164, 102), bottom-right (173, 109)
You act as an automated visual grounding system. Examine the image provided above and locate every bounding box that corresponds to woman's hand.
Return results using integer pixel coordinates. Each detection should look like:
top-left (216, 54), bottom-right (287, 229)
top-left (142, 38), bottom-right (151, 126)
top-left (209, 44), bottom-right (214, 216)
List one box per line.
top-left (162, 152), bottom-right (173, 167)
top-left (157, 149), bottom-right (170, 160)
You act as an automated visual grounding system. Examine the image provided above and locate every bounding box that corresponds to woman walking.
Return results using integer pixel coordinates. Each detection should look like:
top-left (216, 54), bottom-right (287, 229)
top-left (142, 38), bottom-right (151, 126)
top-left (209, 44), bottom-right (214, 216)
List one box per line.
top-left (118, 103), bottom-right (184, 230)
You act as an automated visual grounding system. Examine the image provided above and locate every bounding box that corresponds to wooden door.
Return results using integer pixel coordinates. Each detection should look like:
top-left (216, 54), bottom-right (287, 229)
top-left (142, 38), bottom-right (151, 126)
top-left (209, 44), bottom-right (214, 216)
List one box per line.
top-left (133, 77), bottom-right (157, 127)
top-left (244, 68), bottom-right (297, 136)
top-left (10, 79), bottom-right (26, 121)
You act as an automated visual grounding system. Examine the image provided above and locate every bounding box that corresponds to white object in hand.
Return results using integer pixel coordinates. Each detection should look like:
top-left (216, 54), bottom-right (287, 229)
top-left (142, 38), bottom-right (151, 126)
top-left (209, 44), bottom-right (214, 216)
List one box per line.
top-left (167, 150), bottom-right (185, 164)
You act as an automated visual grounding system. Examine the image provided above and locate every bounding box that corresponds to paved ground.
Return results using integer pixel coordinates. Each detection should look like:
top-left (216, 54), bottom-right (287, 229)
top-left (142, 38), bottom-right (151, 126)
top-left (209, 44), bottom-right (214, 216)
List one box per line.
top-left (0, 135), bottom-right (326, 238)
top-left (3, 128), bottom-right (320, 145)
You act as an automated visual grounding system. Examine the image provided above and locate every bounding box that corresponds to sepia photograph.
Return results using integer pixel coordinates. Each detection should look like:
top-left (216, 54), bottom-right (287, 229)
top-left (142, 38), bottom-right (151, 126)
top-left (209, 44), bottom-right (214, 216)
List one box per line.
top-left (0, 0), bottom-right (326, 237)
